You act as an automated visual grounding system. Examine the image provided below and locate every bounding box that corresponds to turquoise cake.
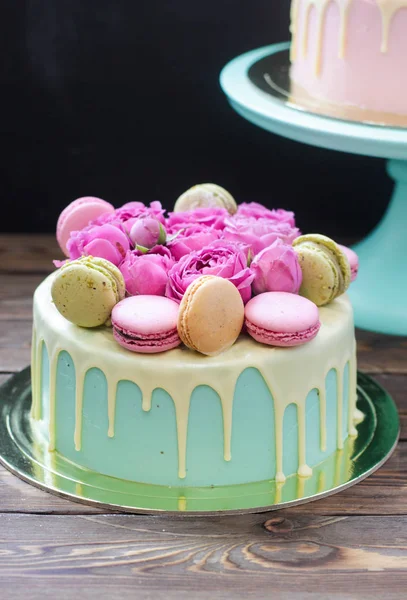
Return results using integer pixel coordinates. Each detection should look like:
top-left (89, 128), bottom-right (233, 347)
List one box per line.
top-left (31, 274), bottom-right (358, 488)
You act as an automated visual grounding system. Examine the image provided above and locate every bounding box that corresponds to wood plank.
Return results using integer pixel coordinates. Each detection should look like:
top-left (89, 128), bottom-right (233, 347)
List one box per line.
top-left (0, 275), bottom-right (43, 320)
top-left (0, 442), bottom-right (405, 516)
top-left (0, 320), bottom-right (31, 372)
top-left (0, 234), bottom-right (61, 274)
top-left (357, 329), bottom-right (407, 375)
top-left (0, 513), bottom-right (406, 599)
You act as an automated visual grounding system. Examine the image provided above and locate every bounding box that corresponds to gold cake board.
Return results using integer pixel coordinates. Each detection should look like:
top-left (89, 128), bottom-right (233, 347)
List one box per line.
top-left (0, 368), bottom-right (399, 515)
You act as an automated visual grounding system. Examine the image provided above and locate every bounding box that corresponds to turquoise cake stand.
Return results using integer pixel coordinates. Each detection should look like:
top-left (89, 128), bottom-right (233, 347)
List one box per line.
top-left (220, 42), bottom-right (407, 336)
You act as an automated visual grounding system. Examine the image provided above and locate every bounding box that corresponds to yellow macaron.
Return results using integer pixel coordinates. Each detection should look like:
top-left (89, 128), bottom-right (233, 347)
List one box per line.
top-left (177, 276), bottom-right (244, 356)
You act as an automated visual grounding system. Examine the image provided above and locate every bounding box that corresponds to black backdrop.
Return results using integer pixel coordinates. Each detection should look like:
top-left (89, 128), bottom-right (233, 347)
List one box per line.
top-left (1, 1), bottom-right (391, 237)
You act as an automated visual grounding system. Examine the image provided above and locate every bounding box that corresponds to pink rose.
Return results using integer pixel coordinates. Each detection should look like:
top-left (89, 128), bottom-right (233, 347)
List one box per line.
top-left (120, 246), bottom-right (174, 296)
top-left (67, 223), bottom-right (130, 266)
top-left (166, 240), bottom-right (254, 304)
top-left (92, 201), bottom-right (166, 232)
top-left (166, 207), bottom-right (228, 232)
top-left (223, 216), bottom-right (300, 256)
top-left (237, 203), bottom-right (296, 226)
top-left (129, 217), bottom-right (167, 250)
top-left (251, 239), bottom-right (302, 295)
top-left (168, 224), bottom-right (221, 261)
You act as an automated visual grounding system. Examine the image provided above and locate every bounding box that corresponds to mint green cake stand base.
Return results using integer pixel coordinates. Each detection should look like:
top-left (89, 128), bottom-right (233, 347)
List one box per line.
top-left (0, 369), bottom-right (399, 515)
top-left (220, 42), bottom-right (407, 336)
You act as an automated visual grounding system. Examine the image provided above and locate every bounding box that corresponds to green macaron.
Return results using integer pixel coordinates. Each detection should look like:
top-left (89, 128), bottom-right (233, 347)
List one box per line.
top-left (51, 256), bottom-right (126, 328)
top-left (293, 234), bottom-right (351, 306)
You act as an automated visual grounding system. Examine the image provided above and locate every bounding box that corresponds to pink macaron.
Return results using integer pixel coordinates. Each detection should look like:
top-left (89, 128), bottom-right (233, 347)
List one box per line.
top-left (57, 196), bottom-right (115, 256)
top-left (245, 292), bottom-right (321, 347)
top-left (338, 244), bottom-right (359, 282)
top-left (111, 295), bottom-right (181, 354)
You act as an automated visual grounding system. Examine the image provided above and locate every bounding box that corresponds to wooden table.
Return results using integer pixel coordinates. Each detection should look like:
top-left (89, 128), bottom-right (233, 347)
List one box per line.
top-left (0, 234), bottom-right (406, 599)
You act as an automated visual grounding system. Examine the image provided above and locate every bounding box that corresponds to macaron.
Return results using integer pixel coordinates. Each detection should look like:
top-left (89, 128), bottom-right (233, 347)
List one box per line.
top-left (338, 244), bottom-right (359, 282)
top-left (245, 292), bottom-right (321, 347)
top-left (177, 275), bottom-right (244, 356)
top-left (174, 184), bottom-right (237, 215)
top-left (112, 296), bottom-right (181, 353)
top-left (57, 196), bottom-right (115, 256)
top-left (51, 256), bottom-right (125, 328)
top-left (293, 234), bottom-right (351, 306)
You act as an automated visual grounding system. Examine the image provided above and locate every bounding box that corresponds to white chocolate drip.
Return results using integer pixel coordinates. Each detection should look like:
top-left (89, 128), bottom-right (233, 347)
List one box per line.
top-left (31, 276), bottom-right (358, 483)
top-left (290, 0), bottom-right (407, 74)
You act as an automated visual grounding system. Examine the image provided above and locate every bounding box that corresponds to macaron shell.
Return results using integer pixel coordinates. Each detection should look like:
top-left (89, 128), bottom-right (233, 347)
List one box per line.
top-left (57, 197), bottom-right (115, 256)
top-left (112, 296), bottom-right (180, 336)
top-left (294, 244), bottom-right (339, 306)
top-left (294, 234), bottom-right (351, 295)
top-left (245, 292), bottom-right (320, 333)
top-left (51, 262), bottom-right (118, 327)
top-left (113, 327), bottom-right (181, 354)
top-left (178, 275), bottom-right (244, 356)
top-left (245, 321), bottom-right (321, 347)
top-left (78, 256), bottom-right (126, 301)
top-left (174, 184), bottom-right (237, 215)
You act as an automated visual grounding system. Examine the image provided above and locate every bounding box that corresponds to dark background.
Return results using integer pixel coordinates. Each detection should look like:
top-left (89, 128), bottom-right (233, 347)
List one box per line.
top-left (1, 1), bottom-right (391, 237)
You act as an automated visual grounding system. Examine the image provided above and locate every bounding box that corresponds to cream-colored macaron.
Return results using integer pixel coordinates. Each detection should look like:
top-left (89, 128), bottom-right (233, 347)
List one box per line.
top-left (293, 234), bottom-right (351, 306)
top-left (51, 256), bottom-right (125, 328)
top-left (174, 184), bottom-right (237, 215)
top-left (177, 276), bottom-right (244, 356)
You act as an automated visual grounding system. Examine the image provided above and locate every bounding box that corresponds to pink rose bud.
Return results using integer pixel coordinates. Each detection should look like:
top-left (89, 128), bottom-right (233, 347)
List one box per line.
top-left (251, 239), bottom-right (303, 295)
top-left (129, 217), bottom-right (167, 251)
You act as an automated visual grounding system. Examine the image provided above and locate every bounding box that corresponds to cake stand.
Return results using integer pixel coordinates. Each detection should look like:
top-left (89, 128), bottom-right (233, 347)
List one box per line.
top-left (220, 42), bottom-right (407, 336)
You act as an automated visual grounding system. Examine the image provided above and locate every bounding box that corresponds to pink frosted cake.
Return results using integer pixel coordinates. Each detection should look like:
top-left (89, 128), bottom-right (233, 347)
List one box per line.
top-left (290, 0), bottom-right (407, 117)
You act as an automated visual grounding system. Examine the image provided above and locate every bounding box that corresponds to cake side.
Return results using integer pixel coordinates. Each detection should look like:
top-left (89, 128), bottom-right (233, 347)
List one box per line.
top-left (290, 0), bottom-right (407, 115)
top-left (32, 273), bottom-right (357, 487)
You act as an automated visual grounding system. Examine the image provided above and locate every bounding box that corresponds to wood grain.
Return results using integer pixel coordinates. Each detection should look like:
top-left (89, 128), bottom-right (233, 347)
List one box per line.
top-left (0, 320), bottom-right (31, 372)
top-left (0, 275), bottom-right (42, 320)
top-left (0, 513), bottom-right (406, 600)
top-left (0, 234), bottom-right (61, 274)
top-left (357, 330), bottom-right (407, 375)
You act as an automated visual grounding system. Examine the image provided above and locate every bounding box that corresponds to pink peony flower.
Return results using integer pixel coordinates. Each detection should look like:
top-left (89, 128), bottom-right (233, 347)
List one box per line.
top-left (92, 201), bottom-right (166, 232)
top-left (251, 239), bottom-right (302, 295)
top-left (223, 216), bottom-right (300, 256)
top-left (129, 217), bottom-right (166, 250)
top-left (166, 240), bottom-right (254, 304)
top-left (166, 207), bottom-right (228, 232)
top-left (119, 246), bottom-right (174, 296)
top-left (67, 223), bottom-right (130, 266)
top-left (237, 203), bottom-right (296, 226)
top-left (168, 224), bottom-right (221, 261)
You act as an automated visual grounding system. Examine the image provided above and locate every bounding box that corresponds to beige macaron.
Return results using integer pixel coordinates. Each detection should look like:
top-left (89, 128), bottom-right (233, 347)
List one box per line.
top-left (174, 184), bottom-right (237, 215)
top-left (177, 276), bottom-right (244, 356)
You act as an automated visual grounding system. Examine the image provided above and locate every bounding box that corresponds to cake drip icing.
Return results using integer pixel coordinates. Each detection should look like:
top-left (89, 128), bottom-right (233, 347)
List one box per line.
top-left (290, 0), bottom-right (407, 74)
top-left (32, 275), bottom-right (357, 483)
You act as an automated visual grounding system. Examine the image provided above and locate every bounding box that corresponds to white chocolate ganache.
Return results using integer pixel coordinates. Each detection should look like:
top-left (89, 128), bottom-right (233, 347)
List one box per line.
top-left (31, 274), bottom-right (358, 487)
